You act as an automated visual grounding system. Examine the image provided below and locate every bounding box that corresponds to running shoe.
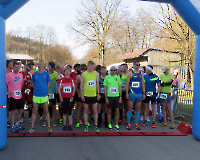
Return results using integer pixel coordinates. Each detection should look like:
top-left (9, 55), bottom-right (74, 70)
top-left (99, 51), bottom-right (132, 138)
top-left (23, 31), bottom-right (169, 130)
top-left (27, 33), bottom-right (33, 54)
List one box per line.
top-left (43, 121), bottom-right (47, 127)
top-left (108, 124), bottom-right (112, 131)
top-left (28, 128), bottom-right (34, 133)
top-left (127, 124), bottom-right (131, 130)
top-left (94, 126), bottom-right (100, 132)
top-left (68, 125), bottom-right (73, 131)
top-left (48, 127), bottom-right (52, 133)
top-left (147, 117), bottom-right (150, 122)
top-left (76, 122), bottom-right (80, 128)
top-left (142, 120), bottom-right (147, 126)
top-left (19, 117), bottom-right (24, 123)
top-left (63, 125), bottom-right (67, 131)
top-left (152, 122), bottom-right (156, 128)
top-left (118, 120), bottom-right (123, 125)
top-left (134, 124), bottom-right (141, 130)
top-left (87, 122), bottom-right (91, 127)
top-left (140, 116), bottom-right (144, 121)
top-left (59, 119), bottom-right (63, 124)
top-left (52, 121), bottom-right (57, 127)
top-left (79, 120), bottom-right (83, 125)
top-left (28, 117), bottom-right (32, 122)
top-left (16, 124), bottom-right (25, 130)
top-left (40, 116), bottom-right (43, 121)
top-left (162, 122), bottom-right (167, 127)
top-left (114, 125), bottom-right (120, 131)
top-left (11, 126), bottom-right (19, 133)
top-left (57, 116), bottom-right (61, 121)
top-left (169, 123), bottom-right (175, 129)
top-left (84, 126), bottom-right (89, 132)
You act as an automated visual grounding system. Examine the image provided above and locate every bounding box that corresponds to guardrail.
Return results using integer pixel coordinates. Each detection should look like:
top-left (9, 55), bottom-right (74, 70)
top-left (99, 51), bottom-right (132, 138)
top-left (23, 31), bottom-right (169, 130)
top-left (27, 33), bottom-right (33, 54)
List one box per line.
top-left (172, 88), bottom-right (193, 117)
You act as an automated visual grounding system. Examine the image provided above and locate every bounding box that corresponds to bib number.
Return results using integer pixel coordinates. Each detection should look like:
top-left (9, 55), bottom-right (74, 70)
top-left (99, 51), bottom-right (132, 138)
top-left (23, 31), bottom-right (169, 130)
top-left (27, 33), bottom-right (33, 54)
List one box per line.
top-left (63, 87), bottom-right (71, 93)
top-left (25, 89), bottom-right (31, 95)
top-left (160, 94), bottom-right (167, 99)
top-left (100, 87), bottom-right (104, 93)
top-left (14, 90), bottom-right (21, 97)
top-left (48, 94), bottom-right (54, 99)
top-left (146, 91), bottom-right (153, 97)
top-left (132, 82), bottom-right (140, 88)
top-left (87, 80), bottom-right (95, 87)
top-left (110, 87), bottom-right (117, 94)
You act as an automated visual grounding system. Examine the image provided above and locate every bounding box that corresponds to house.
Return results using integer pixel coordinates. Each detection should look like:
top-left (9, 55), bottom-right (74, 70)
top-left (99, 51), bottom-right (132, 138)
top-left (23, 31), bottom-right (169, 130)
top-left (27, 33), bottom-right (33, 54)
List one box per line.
top-left (6, 53), bottom-right (34, 65)
top-left (119, 48), bottom-right (180, 76)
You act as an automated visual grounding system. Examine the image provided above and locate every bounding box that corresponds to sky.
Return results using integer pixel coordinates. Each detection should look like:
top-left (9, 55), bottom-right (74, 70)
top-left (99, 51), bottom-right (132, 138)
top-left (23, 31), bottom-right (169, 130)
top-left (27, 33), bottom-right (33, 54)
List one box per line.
top-left (6, 0), bottom-right (153, 59)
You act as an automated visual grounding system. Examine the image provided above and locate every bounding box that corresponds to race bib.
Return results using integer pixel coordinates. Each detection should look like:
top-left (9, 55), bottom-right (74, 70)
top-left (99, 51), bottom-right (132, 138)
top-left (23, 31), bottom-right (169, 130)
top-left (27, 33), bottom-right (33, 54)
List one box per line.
top-left (48, 93), bottom-right (54, 99)
top-left (63, 87), bottom-right (71, 93)
top-left (87, 80), bottom-right (95, 87)
top-left (132, 82), bottom-right (140, 88)
top-left (121, 84), bottom-right (126, 90)
top-left (25, 89), bottom-right (31, 95)
top-left (110, 87), bottom-right (117, 93)
top-left (160, 94), bottom-right (167, 99)
top-left (146, 91), bottom-right (153, 97)
top-left (100, 87), bottom-right (104, 93)
top-left (14, 90), bottom-right (21, 97)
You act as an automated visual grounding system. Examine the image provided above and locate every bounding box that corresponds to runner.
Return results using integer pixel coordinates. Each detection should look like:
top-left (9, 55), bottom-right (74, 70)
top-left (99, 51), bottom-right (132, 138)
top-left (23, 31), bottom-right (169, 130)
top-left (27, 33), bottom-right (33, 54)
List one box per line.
top-left (159, 66), bottom-right (175, 129)
top-left (80, 61), bottom-right (100, 132)
top-left (104, 66), bottom-right (122, 131)
top-left (21, 65), bottom-right (33, 122)
top-left (28, 60), bottom-right (52, 133)
top-left (6, 61), bottom-right (25, 133)
top-left (96, 65), bottom-right (101, 74)
top-left (60, 65), bottom-right (65, 76)
top-left (98, 66), bottom-right (107, 128)
top-left (28, 61), bottom-right (36, 75)
top-left (143, 65), bottom-right (160, 128)
top-left (58, 66), bottom-right (76, 131)
top-left (48, 61), bottom-right (60, 127)
top-left (126, 60), bottom-right (145, 130)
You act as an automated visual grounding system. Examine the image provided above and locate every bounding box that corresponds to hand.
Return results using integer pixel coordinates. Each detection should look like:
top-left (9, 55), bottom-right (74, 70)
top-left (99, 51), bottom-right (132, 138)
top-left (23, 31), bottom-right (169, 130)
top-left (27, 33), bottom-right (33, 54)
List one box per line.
top-left (78, 93), bottom-right (81, 98)
top-left (7, 92), bottom-right (12, 96)
top-left (126, 94), bottom-right (129, 100)
top-left (119, 97), bottom-right (122, 103)
top-left (105, 98), bottom-right (109, 105)
top-left (60, 97), bottom-right (63, 103)
top-left (81, 95), bottom-right (85, 102)
top-left (142, 94), bottom-right (146, 100)
top-left (23, 79), bottom-right (28, 83)
top-left (97, 94), bottom-right (100, 101)
top-left (70, 97), bottom-right (73, 102)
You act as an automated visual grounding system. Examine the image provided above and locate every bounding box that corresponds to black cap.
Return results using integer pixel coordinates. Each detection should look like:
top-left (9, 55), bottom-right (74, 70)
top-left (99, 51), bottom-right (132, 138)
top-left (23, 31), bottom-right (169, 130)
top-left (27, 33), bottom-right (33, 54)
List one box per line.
top-left (29, 61), bottom-right (34, 65)
top-left (66, 64), bottom-right (72, 68)
top-left (49, 61), bottom-right (55, 68)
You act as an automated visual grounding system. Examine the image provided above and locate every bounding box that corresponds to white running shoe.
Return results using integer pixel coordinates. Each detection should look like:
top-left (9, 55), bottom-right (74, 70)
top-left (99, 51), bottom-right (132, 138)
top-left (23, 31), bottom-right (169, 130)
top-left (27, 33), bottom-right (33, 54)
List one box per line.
top-left (140, 116), bottom-right (144, 121)
top-left (19, 117), bottom-right (24, 123)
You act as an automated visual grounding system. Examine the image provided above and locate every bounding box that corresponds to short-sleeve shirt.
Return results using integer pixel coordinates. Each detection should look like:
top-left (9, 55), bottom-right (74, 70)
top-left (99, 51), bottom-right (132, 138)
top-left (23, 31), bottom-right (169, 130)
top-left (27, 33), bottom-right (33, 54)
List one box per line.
top-left (70, 72), bottom-right (81, 80)
top-left (6, 72), bottom-right (23, 99)
top-left (159, 73), bottom-right (174, 93)
top-left (103, 75), bottom-right (122, 97)
top-left (144, 74), bottom-right (160, 92)
top-left (49, 71), bottom-right (60, 94)
top-left (22, 72), bottom-right (32, 90)
top-left (57, 77), bottom-right (76, 98)
top-left (31, 71), bottom-right (51, 97)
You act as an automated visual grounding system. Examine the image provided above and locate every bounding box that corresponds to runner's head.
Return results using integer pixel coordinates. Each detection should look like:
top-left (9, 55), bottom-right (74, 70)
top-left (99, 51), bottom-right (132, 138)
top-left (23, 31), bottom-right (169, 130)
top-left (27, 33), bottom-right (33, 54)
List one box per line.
top-left (25, 65), bottom-right (31, 73)
top-left (66, 64), bottom-right (72, 72)
top-left (162, 65), bottom-right (170, 75)
top-left (28, 61), bottom-right (34, 70)
top-left (118, 65), bottom-right (122, 74)
top-left (48, 61), bottom-right (55, 72)
top-left (38, 60), bottom-right (45, 71)
top-left (114, 66), bottom-right (118, 75)
top-left (6, 60), bottom-right (13, 70)
top-left (55, 65), bottom-right (60, 74)
top-left (13, 62), bottom-right (20, 73)
top-left (81, 64), bottom-right (87, 73)
top-left (146, 65), bottom-right (153, 74)
top-left (101, 66), bottom-right (107, 76)
top-left (110, 66), bottom-right (116, 76)
top-left (64, 66), bottom-right (71, 77)
top-left (60, 65), bottom-right (64, 74)
top-left (16, 60), bottom-right (22, 68)
top-left (87, 61), bottom-right (95, 72)
top-left (121, 63), bottom-right (128, 73)
top-left (74, 63), bottom-right (81, 73)
top-left (96, 65), bottom-right (101, 74)
top-left (133, 60), bottom-right (140, 71)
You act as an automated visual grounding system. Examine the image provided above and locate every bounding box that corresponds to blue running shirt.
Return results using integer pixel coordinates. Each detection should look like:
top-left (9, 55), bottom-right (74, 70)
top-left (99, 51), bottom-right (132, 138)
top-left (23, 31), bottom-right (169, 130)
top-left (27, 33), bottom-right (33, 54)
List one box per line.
top-left (129, 70), bottom-right (142, 94)
top-left (144, 74), bottom-right (160, 92)
top-left (99, 75), bottom-right (105, 98)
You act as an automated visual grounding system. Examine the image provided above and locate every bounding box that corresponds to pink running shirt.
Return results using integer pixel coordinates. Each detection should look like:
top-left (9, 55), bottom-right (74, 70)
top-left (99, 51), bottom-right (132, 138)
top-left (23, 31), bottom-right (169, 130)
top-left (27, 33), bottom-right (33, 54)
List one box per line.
top-left (6, 72), bottom-right (23, 99)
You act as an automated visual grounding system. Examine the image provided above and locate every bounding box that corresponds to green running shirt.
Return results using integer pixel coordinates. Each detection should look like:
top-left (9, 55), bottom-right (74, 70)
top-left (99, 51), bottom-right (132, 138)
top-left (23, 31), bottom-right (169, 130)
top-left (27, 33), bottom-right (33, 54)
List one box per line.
top-left (83, 71), bottom-right (97, 97)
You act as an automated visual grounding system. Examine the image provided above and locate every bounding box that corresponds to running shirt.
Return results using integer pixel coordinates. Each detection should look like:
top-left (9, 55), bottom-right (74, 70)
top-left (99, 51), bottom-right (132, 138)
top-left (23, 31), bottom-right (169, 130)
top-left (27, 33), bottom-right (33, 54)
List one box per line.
top-left (159, 73), bottom-right (174, 93)
top-left (121, 74), bottom-right (127, 91)
top-left (83, 71), bottom-right (97, 97)
top-left (57, 77), bottom-right (76, 98)
top-left (31, 71), bottom-right (51, 97)
top-left (103, 75), bottom-right (122, 97)
top-left (144, 73), bottom-right (160, 92)
top-left (70, 71), bottom-right (81, 80)
top-left (49, 71), bottom-right (60, 94)
top-left (99, 75), bottom-right (106, 98)
top-left (56, 74), bottom-right (64, 93)
top-left (22, 72), bottom-right (32, 90)
top-left (6, 72), bottom-right (23, 99)
top-left (129, 70), bottom-right (142, 94)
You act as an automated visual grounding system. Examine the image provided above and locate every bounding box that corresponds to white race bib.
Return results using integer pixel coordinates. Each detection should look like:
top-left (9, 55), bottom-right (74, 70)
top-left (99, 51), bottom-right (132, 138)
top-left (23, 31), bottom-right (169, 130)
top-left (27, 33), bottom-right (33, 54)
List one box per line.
top-left (63, 87), bottom-right (71, 93)
top-left (132, 82), bottom-right (140, 88)
top-left (87, 80), bottom-right (95, 87)
top-left (110, 87), bottom-right (117, 93)
top-left (160, 94), bottom-right (167, 99)
top-left (48, 93), bottom-right (54, 99)
top-left (146, 91), bottom-right (153, 97)
top-left (14, 90), bottom-right (21, 97)
top-left (100, 87), bottom-right (104, 93)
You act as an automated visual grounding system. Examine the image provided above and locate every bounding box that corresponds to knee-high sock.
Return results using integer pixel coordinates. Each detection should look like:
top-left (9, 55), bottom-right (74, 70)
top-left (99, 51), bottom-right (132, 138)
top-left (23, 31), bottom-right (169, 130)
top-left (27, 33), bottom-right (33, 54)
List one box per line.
top-left (135, 112), bottom-right (140, 125)
top-left (127, 111), bottom-right (131, 125)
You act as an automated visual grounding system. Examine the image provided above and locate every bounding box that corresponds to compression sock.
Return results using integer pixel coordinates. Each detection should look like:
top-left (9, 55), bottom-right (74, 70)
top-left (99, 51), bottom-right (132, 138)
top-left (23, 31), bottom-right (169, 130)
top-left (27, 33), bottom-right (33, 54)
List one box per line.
top-left (135, 112), bottom-right (140, 125)
top-left (127, 111), bottom-right (131, 125)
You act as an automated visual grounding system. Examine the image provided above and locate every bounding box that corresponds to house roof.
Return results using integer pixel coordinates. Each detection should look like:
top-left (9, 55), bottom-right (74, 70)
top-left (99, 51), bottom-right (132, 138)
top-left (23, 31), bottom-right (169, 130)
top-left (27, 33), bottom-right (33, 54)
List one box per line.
top-left (119, 48), bottom-right (179, 60)
top-left (6, 54), bottom-right (34, 60)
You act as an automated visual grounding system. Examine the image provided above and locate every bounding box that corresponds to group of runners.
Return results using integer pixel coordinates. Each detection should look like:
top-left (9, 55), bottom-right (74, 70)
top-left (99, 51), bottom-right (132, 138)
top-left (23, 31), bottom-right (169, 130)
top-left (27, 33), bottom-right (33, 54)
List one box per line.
top-left (6, 59), bottom-right (175, 133)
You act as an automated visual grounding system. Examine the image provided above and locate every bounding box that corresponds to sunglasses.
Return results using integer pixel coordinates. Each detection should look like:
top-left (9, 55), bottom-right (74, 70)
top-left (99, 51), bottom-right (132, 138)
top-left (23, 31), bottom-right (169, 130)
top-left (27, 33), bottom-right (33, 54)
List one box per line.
top-left (135, 64), bottom-right (140, 66)
top-left (111, 70), bottom-right (116, 71)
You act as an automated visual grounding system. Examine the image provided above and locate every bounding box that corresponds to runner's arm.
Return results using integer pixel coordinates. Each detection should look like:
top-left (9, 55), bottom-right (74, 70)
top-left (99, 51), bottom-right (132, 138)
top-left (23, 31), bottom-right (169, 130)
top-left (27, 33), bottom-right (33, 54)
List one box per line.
top-left (157, 83), bottom-right (161, 94)
top-left (119, 84), bottom-right (122, 98)
top-left (104, 85), bottom-right (107, 99)
top-left (160, 81), bottom-right (173, 87)
top-left (31, 82), bottom-right (34, 89)
top-left (96, 72), bottom-right (100, 95)
top-left (72, 82), bottom-right (75, 97)
top-left (80, 73), bottom-right (84, 97)
top-left (47, 82), bottom-right (50, 90)
top-left (126, 72), bottom-right (131, 94)
top-left (76, 76), bottom-right (80, 95)
top-left (58, 85), bottom-right (62, 99)
top-left (141, 72), bottom-right (145, 93)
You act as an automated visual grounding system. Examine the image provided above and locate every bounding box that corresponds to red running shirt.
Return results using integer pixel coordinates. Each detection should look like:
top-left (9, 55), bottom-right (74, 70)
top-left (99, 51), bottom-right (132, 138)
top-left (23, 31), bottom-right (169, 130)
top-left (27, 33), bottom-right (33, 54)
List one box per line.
top-left (57, 77), bottom-right (77, 98)
top-left (22, 72), bottom-right (32, 90)
top-left (70, 72), bottom-right (81, 80)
